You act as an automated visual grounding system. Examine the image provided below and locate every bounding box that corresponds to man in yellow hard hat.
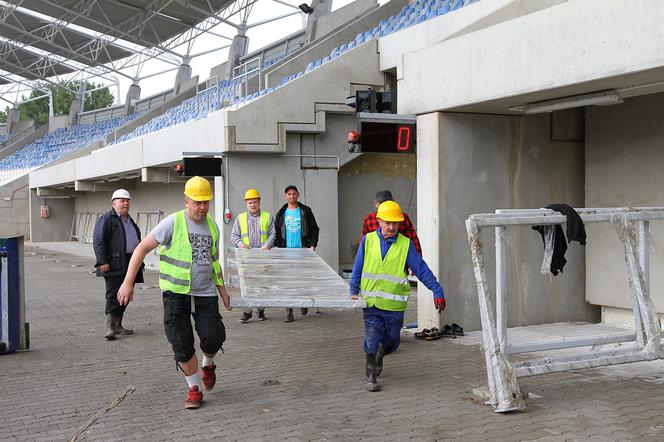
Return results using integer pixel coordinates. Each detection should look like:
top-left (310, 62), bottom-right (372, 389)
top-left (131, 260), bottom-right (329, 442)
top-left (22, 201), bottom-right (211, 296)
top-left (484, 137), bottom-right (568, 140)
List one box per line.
top-left (231, 188), bottom-right (275, 322)
top-left (350, 200), bottom-right (446, 392)
top-left (117, 176), bottom-right (231, 410)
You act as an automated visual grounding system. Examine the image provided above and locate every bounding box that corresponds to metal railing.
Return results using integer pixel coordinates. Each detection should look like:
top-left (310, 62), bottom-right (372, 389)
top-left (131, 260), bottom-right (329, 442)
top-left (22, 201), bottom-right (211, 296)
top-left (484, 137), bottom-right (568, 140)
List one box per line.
top-left (465, 207), bottom-right (664, 413)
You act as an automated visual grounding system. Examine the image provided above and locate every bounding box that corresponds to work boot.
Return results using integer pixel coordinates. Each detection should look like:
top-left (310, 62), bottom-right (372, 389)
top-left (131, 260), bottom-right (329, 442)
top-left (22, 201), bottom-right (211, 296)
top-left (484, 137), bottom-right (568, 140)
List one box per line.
top-left (113, 313), bottom-right (133, 335)
top-left (239, 312), bottom-right (252, 323)
top-left (300, 308), bottom-right (309, 316)
top-left (375, 344), bottom-right (386, 377)
top-left (104, 314), bottom-right (116, 340)
top-left (285, 309), bottom-right (294, 322)
top-left (257, 309), bottom-right (267, 321)
top-left (365, 353), bottom-right (380, 392)
top-left (184, 386), bottom-right (203, 409)
top-left (201, 365), bottom-right (217, 391)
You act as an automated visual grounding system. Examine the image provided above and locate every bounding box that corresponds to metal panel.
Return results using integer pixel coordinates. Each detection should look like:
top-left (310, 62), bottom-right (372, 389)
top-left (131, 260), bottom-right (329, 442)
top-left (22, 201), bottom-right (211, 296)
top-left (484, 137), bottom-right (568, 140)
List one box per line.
top-left (230, 248), bottom-right (366, 309)
top-left (0, 9), bottom-right (133, 65)
top-left (19, 0), bottom-right (234, 47)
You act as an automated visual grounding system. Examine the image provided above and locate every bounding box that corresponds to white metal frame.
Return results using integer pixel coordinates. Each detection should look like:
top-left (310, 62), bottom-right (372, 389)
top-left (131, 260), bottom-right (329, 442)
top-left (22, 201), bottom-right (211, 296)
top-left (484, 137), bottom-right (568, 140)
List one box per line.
top-left (465, 207), bottom-right (664, 413)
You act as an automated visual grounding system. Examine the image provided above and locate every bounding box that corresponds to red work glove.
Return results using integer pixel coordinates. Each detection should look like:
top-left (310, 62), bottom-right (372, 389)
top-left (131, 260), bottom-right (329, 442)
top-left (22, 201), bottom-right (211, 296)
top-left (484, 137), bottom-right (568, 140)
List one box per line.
top-left (434, 297), bottom-right (446, 312)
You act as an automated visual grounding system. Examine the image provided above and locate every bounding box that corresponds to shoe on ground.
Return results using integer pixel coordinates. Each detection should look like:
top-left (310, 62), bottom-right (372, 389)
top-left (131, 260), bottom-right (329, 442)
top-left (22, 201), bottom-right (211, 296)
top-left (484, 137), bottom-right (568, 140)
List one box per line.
top-left (300, 308), bottom-right (309, 316)
top-left (114, 324), bottom-right (134, 335)
top-left (375, 344), bottom-right (386, 377)
top-left (104, 314), bottom-right (116, 340)
top-left (239, 312), bottom-right (252, 323)
top-left (365, 353), bottom-right (380, 392)
top-left (285, 309), bottom-right (294, 322)
top-left (184, 386), bottom-right (203, 409)
top-left (258, 310), bottom-right (267, 321)
top-left (201, 365), bottom-right (217, 391)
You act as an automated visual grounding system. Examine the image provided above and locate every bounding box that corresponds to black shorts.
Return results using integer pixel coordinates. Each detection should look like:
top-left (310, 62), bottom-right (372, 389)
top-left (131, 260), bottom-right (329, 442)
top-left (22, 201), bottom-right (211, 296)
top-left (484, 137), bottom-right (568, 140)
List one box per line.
top-left (162, 292), bottom-right (226, 363)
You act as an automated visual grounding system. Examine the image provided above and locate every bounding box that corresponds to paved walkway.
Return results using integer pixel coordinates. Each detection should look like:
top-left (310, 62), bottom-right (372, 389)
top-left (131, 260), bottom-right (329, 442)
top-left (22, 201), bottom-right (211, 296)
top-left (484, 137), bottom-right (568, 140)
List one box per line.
top-left (2, 243), bottom-right (664, 441)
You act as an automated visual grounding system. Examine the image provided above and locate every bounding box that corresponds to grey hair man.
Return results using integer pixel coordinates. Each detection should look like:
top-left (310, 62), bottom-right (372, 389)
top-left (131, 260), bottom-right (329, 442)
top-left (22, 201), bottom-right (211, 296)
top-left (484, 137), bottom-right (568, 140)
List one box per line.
top-left (92, 189), bottom-right (144, 340)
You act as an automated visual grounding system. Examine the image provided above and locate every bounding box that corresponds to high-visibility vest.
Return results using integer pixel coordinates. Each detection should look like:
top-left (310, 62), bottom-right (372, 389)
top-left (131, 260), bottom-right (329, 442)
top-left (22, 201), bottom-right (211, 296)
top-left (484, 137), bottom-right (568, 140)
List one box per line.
top-left (360, 231), bottom-right (411, 311)
top-left (159, 210), bottom-right (223, 294)
top-left (238, 210), bottom-right (271, 246)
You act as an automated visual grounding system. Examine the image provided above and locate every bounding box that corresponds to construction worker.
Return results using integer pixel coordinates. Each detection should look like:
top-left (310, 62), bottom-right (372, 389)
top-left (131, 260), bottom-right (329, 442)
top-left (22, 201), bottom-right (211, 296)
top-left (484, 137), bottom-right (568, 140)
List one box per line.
top-left (92, 188), bottom-right (144, 340)
top-left (117, 176), bottom-right (231, 410)
top-left (361, 190), bottom-right (422, 255)
top-left (231, 188), bottom-right (276, 322)
top-left (350, 200), bottom-right (446, 392)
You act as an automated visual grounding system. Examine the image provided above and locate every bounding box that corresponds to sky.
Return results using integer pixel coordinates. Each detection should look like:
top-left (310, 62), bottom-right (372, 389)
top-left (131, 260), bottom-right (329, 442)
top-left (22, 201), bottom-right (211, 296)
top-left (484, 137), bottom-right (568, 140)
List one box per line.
top-left (112, 0), bottom-right (365, 102)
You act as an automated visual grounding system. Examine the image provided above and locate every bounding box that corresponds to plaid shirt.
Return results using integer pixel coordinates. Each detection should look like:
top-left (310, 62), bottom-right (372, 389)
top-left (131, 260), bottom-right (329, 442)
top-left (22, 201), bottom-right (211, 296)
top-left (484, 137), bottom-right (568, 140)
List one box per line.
top-left (361, 211), bottom-right (422, 255)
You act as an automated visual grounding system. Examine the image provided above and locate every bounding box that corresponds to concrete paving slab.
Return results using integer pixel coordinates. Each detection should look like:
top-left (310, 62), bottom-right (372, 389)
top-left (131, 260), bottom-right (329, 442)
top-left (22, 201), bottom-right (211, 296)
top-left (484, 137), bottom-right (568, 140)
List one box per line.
top-left (2, 243), bottom-right (664, 440)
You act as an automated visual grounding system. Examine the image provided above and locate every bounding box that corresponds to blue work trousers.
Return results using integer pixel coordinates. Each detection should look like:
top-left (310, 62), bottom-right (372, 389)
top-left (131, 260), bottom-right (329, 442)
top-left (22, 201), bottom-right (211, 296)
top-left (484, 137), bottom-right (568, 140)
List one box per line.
top-left (363, 307), bottom-right (405, 355)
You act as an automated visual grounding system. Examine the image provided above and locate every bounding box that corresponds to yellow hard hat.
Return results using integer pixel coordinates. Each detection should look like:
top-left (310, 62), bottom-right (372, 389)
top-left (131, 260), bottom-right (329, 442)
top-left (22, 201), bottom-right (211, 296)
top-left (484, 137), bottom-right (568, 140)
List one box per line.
top-left (184, 176), bottom-right (213, 201)
top-left (244, 188), bottom-right (261, 200)
top-left (376, 200), bottom-right (404, 222)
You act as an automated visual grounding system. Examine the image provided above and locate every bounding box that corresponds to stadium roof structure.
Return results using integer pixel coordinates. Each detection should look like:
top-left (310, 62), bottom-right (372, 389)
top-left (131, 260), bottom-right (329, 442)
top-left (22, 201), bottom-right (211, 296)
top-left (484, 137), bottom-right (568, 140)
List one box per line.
top-left (0, 0), bottom-right (301, 99)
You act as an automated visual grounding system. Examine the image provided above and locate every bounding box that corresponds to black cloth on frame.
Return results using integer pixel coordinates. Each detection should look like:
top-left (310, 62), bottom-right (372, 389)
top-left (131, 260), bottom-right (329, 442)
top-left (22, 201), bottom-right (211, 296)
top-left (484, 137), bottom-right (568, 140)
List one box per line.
top-left (532, 203), bottom-right (586, 276)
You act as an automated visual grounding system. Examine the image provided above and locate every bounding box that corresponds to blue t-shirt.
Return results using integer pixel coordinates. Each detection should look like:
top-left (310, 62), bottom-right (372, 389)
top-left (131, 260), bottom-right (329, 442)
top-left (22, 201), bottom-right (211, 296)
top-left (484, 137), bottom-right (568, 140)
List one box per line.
top-left (284, 208), bottom-right (302, 248)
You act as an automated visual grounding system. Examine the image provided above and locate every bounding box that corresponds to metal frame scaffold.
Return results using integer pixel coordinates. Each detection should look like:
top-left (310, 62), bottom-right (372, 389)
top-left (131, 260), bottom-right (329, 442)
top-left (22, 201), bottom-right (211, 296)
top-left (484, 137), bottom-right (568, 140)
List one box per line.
top-left (465, 207), bottom-right (664, 413)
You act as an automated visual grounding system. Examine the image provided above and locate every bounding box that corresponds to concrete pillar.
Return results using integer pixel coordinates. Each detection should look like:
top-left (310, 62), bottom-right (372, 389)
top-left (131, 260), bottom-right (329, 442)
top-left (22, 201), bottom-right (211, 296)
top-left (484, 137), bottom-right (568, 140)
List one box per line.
top-left (416, 112), bottom-right (442, 330)
top-left (304, 0), bottom-right (334, 43)
top-left (6, 107), bottom-right (20, 133)
top-left (226, 32), bottom-right (249, 80)
top-left (68, 82), bottom-right (86, 127)
top-left (174, 62), bottom-right (193, 95)
top-left (124, 80), bottom-right (141, 115)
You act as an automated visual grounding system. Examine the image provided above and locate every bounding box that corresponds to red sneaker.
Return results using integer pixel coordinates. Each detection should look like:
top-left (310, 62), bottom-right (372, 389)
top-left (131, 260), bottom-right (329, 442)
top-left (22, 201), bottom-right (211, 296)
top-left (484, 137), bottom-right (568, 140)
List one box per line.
top-left (184, 386), bottom-right (203, 409)
top-left (201, 365), bottom-right (217, 391)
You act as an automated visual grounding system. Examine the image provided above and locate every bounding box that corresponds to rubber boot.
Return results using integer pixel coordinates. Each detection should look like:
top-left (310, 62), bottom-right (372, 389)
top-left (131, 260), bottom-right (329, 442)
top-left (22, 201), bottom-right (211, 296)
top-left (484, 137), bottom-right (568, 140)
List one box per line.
top-left (365, 353), bottom-right (380, 392)
top-left (104, 314), bottom-right (116, 340)
top-left (375, 344), bottom-right (386, 377)
top-left (113, 312), bottom-right (133, 335)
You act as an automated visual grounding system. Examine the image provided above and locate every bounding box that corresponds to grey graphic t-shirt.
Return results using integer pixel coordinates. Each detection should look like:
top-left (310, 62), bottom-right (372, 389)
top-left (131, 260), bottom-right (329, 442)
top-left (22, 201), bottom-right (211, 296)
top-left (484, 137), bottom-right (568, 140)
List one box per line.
top-left (151, 212), bottom-right (219, 297)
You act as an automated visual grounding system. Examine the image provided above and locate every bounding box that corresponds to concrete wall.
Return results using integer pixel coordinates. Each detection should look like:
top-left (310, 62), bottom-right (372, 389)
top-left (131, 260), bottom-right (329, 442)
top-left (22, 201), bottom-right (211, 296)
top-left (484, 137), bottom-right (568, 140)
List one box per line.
top-left (417, 111), bottom-right (597, 331)
top-left (29, 189), bottom-right (75, 242)
top-left (0, 175), bottom-right (29, 238)
top-left (586, 92), bottom-right (664, 313)
top-left (337, 153), bottom-right (416, 268)
top-left (397, 0), bottom-right (664, 114)
top-left (316, 0), bottom-right (377, 38)
top-left (0, 126), bottom-right (48, 161)
top-left (48, 115), bottom-right (69, 133)
top-left (265, 0), bottom-right (407, 88)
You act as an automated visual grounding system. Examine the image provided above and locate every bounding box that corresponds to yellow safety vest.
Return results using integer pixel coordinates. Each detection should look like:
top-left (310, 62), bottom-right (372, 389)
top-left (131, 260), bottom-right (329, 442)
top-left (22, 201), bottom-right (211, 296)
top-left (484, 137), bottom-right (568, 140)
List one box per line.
top-left (360, 231), bottom-right (411, 311)
top-left (238, 210), bottom-right (271, 246)
top-left (159, 210), bottom-right (223, 294)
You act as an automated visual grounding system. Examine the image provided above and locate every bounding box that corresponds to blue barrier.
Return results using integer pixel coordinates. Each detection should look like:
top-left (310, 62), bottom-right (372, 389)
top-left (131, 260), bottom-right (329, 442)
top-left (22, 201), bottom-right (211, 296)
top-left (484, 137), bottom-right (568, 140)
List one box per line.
top-left (0, 236), bottom-right (27, 354)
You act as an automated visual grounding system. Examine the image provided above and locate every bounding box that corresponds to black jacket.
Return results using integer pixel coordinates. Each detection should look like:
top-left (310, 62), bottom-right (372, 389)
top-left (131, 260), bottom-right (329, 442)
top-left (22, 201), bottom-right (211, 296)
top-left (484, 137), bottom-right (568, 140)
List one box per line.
top-left (274, 202), bottom-right (319, 248)
top-left (93, 208), bottom-right (144, 281)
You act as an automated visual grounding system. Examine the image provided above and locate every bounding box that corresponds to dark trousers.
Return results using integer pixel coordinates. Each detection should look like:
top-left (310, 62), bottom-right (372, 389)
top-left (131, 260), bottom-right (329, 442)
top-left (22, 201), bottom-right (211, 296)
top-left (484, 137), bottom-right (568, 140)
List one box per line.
top-left (104, 275), bottom-right (126, 316)
top-left (102, 253), bottom-right (142, 316)
top-left (363, 307), bottom-right (405, 354)
top-left (163, 292), bottom-right (226, 363)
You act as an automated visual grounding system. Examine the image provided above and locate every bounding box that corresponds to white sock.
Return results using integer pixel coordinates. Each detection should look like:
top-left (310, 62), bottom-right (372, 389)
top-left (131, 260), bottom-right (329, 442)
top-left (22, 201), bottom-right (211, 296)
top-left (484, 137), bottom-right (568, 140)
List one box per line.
top-left (185, 372), bottom-right (201, 389)
top-left (202, 355), bottom-right (215, 367)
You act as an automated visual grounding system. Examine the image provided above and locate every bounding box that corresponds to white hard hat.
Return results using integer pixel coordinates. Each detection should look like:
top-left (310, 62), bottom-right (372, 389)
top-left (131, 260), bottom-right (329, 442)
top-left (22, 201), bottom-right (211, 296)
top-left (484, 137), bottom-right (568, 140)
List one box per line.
top-left (111, 189), bottom-right (131, 201)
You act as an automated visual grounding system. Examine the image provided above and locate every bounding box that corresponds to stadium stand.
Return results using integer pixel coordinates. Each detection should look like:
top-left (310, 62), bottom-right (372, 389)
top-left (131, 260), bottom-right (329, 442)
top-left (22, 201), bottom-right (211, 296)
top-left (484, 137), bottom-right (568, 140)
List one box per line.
top-left (0, 113), bottom-right (142, 186)
top-left (2, 0), bottom-right (480, 185)
top-left (113, 0), bottom-right (478, 145)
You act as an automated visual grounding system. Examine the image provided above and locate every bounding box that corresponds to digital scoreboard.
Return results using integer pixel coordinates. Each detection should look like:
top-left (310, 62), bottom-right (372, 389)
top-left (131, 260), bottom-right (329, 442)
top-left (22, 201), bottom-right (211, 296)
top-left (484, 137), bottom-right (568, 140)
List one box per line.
top-left (348, 113), bottom-right (417, 153)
